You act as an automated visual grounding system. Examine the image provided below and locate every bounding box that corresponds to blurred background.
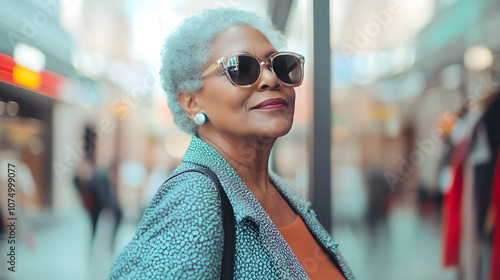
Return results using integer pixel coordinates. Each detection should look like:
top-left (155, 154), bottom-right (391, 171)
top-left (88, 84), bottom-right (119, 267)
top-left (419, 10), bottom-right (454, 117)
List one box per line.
top-left (0, 0), bottom-right (499, 279)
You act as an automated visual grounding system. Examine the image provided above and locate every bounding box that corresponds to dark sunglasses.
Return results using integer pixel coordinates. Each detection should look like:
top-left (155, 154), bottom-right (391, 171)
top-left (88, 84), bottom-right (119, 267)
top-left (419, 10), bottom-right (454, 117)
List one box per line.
top-left (201, 51), bottom-right (305, 87)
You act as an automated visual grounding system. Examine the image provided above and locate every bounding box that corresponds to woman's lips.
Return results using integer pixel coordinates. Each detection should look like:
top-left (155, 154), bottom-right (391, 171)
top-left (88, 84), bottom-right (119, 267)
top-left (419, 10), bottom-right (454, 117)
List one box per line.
top-left (252, 98), bottom-right (287, 110)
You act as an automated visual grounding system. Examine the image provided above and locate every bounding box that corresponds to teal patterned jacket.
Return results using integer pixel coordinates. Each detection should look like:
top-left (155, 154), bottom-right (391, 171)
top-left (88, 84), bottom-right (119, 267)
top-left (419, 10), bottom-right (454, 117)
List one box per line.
top-left (108, 136), bottom-right (355, 279)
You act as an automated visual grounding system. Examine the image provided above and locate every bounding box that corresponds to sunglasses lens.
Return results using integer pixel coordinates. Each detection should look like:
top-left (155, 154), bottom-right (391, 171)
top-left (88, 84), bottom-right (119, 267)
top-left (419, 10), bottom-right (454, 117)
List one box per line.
top-left (226, 55), bottom-right (260, 86)
top-left (273, 55), bottom-right (302, 85)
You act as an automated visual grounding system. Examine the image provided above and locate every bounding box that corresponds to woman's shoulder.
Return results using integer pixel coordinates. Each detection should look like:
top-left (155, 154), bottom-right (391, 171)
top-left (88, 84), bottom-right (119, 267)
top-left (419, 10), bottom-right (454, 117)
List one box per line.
top-left (161, 163), bottom-right (219, 192)
top-left (109, 163), bottom-right (225, 279)
top-left (134, 162), bottom-right (224, 242)
top-left (145, 163), bottom-right (221, 214)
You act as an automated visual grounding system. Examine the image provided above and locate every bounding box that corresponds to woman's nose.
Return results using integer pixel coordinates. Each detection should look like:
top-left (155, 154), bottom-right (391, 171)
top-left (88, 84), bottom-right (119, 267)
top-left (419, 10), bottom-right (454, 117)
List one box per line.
top-left (257, 62), bottom-right (281, 91)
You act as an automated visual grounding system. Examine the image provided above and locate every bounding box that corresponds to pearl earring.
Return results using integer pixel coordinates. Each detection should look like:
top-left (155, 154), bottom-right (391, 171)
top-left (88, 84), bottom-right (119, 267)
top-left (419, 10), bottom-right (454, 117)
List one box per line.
top-left (194, 112), bottom-right (207, 125)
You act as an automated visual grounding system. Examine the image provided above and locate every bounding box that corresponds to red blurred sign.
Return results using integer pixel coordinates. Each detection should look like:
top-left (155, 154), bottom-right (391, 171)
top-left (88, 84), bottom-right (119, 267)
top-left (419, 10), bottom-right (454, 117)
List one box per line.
top-left (0, 52), bottom-right (64, 99)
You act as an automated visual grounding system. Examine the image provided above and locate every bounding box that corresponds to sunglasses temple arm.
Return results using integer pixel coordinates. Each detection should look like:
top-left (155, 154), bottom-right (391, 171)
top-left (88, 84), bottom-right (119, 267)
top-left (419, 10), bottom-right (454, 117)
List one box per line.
top-left (201, 61), bottom-right (221, 78)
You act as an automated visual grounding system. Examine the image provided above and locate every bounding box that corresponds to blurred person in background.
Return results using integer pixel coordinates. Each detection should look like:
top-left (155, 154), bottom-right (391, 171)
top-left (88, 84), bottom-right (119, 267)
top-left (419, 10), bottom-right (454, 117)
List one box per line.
top-left (74, 126), bottom-right (122, 255)
top-left (365, 167), bottom-right (391, 234)
top-left (109, 7), bottom-right (354, 279)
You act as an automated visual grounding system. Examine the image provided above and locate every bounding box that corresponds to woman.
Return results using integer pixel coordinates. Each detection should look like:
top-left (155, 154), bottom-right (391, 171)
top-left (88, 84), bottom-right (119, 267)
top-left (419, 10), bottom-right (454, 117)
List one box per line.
top-left (109, 8), bottom-right (354, 279)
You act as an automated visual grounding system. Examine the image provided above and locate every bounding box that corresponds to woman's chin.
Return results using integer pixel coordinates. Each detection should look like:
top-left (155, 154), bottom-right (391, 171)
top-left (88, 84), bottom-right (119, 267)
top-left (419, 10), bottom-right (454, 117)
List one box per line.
top-left (250, 122), bottom-right (293, 139)
top-left (274, 124), bottom-right (293, 137)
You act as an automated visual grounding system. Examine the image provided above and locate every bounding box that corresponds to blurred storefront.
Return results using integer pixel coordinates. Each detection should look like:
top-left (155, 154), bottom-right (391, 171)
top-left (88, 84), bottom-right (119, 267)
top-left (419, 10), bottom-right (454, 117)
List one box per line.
top-left (0, 1), bottom-right (121, 213)
top-left (332, 0), bottom-right (500, 279)
top-left (0, 0), bottom-right (76, 210)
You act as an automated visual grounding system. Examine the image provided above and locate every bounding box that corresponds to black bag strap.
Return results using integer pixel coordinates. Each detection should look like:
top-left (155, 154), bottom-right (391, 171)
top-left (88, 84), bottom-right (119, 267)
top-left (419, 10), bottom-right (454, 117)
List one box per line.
top-left (166, 168), bottom-right (235, 280)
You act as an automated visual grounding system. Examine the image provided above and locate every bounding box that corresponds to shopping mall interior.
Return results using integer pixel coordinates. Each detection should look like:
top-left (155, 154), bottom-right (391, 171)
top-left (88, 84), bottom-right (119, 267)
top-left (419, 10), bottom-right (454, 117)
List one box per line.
top-left (0, 0), bottom-right (499, 279)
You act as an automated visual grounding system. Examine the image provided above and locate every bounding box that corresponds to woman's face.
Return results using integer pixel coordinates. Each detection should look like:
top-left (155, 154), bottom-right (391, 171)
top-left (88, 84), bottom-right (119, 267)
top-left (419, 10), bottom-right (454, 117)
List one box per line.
top-left (196, 25), bottom-right (295, 140)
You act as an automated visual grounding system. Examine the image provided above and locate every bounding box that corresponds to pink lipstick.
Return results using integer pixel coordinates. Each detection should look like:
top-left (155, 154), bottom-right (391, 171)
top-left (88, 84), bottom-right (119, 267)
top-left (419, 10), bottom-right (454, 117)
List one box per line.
top-left (252, 98), bottom-right (287, 110)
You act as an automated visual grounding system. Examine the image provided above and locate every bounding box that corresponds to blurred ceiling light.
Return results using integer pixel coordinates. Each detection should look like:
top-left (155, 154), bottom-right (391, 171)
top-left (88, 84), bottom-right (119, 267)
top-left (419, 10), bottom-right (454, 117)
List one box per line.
top-left (6, 101), bottom-right (19, 116)
top-left (13, 43), bottom-right (46, 73)
top-left (59, 0), bottom-right (83, 34)
top-left (132, 11), bottom-right (161, 63)
top-left (464, 45), bottom-right (493, 71)
top-left (400, 0), bottom-right (435, 33)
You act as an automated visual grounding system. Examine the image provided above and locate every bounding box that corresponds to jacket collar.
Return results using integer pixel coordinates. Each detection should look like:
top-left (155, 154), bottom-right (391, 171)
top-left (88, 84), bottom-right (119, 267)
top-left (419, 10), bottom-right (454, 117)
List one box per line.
top-left (182, 136), bottom-right (275, 223)
top-left (182, 136), bottom-right (338, 250)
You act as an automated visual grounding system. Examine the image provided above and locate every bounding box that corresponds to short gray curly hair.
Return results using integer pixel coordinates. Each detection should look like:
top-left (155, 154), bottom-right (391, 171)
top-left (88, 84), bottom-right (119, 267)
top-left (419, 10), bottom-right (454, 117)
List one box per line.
top-left (159, 7), bottom-right (286, 135)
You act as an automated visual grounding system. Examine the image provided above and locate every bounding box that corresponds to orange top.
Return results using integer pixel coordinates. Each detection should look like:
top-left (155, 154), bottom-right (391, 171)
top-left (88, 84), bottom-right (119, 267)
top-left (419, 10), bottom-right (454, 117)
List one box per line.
top-left (279, 215), bottom-right (346, 280)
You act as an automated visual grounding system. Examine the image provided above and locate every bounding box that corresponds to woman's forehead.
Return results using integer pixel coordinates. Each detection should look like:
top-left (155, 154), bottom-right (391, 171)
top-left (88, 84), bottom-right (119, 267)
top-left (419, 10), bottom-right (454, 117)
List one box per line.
top-left (210, 25), bottom-right (276, 59)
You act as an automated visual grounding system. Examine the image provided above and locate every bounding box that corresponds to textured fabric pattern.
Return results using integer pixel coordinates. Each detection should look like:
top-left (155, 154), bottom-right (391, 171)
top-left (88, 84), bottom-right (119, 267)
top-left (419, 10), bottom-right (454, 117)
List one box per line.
top-left (108, 136), bottom-right (355, 279)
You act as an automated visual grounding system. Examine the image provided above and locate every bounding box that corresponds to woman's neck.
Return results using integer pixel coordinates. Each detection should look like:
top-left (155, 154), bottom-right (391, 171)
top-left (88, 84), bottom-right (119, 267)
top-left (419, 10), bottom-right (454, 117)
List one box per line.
top-left (198, 132), bottom-right (276, 194)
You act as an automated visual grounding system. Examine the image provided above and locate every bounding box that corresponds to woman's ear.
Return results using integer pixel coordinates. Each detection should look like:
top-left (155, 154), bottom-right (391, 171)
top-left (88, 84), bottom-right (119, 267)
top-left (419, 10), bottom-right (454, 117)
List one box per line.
top-left (177, 92), bottom-right (201, 120)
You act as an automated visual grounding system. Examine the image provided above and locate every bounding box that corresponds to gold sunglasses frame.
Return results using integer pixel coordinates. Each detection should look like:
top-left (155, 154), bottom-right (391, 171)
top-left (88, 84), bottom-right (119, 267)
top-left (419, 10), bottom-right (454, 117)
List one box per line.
top-left (201, 51), bottom-right (305, 88)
